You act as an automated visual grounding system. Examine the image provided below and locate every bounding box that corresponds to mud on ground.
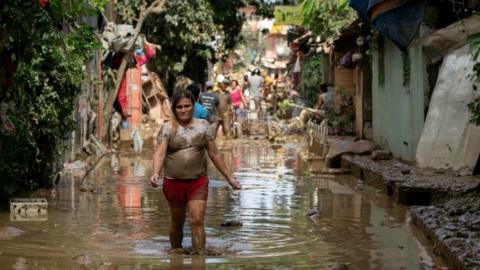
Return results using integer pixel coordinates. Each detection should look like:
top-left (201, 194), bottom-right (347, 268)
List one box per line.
top-left (338, 154), bottom-right (480, 270)
top-left (411, 194), bottom-right (480, 270)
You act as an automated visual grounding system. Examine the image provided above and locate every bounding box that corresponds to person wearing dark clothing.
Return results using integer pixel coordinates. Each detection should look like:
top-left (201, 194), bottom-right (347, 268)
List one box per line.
top-left (199, 82), bottom-right (220, 133)
top-left (186, 83), bottom-right (208, 120)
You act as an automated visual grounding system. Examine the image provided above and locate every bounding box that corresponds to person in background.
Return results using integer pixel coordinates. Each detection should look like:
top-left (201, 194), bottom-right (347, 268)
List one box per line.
top-left (247, 68), bottom-right (264, 111)
top-left (262, 72), bottom-right (273, 101)
top-left (243, 74), bottom-right (250, 95)
top-left (229, 79), bottom-right (246, 121)
top-left (186, 83), bottom-right (208, 120)
top-left (316, 84), bottom-right (334, 111)
top-left (199, 81), bottom-right (220, 133)
top-left (150, 90), bottom-right (242, 253)
top-left (212, 74), bottom-right (232, 139)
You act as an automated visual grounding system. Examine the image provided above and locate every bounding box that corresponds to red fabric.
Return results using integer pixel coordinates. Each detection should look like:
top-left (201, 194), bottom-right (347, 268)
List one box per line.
top-left (134, 44), bottom-right (155, 67)
top-left (111, 53), bottom-right (124, 69)
top-left (144, 44), bottom-right (155, 59)
top-left (162, 175), bottom-right (209, 208)
top-left (290, 41), bottom-right (300, 52)
top-left (39, 0), bottom-right (48, 7)
top-left (117, 72), bottom-right (128, 118)
top-left (231, 87), bottom-right (242, 108)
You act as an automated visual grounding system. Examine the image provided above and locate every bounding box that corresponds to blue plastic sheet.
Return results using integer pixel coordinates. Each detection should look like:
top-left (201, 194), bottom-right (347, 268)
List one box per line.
top-left (349, 0), bottom-right (428, 50)
top-left (349, 0), bottom-right (385, 19)
top-left (374, 0), bottom-right (427, 50)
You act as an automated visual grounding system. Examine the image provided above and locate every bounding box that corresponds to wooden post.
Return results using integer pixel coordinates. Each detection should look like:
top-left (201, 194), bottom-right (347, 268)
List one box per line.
top-left (97, 50), bottom-right (104, 138)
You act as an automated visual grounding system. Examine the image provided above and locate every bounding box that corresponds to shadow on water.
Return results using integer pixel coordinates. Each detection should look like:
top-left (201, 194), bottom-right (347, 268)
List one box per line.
top-left (0, 137), bottom-right (444, 269)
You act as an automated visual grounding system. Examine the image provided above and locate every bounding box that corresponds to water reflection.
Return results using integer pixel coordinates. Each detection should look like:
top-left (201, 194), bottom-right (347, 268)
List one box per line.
top-left (168, 255), bottom-right (206, 270)
top-left (0, 138), bottom-right (442, 269)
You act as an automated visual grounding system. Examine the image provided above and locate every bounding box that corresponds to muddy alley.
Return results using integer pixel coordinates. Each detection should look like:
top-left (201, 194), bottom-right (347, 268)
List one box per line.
top-left (0, 138), bottom-right (443, 269)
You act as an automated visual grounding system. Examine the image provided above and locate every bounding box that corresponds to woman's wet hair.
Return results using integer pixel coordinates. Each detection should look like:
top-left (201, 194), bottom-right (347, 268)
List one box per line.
top-left (170, 90), bottom-right (195, 134)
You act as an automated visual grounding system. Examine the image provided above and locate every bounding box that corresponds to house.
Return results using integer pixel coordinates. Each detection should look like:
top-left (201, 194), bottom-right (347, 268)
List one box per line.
top-left (349, 0), bottom-right (480, 174)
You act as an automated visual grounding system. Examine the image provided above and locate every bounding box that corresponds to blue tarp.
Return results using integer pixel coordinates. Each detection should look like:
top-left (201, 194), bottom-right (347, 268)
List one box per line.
top-left (349, 0), bottom-right (384, 20)
top-left (349, 0), bottom-right (428, 50)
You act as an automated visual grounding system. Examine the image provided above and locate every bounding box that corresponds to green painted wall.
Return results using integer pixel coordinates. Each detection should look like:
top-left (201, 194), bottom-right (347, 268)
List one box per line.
top-left (371, 37), bottom-right (426, 161)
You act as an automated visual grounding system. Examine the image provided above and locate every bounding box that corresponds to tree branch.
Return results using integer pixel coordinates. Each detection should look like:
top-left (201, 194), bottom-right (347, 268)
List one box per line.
top-left (101, 0), bottom-right (167, 141)
top-left (150, 0), bottom-right (167, 14)
top-left (100, 11), bottom-right (110, 24)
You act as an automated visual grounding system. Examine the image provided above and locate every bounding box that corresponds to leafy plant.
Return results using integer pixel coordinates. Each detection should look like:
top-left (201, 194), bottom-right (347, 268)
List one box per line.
top-left (0, 0), bottom-right (105, 202)
top-left (468, 96), bottom-right (480, 126)
top-left (145, 0), bottom-right (220, 73)
top-left (301, 0), bottom-right (357, 42)
top-left (252, 2), bottom-right (275, 18)
top-left (117, 0), bottom-right (245, 74)
top-left (298, 54), bottom-right (324, 107)
top-left (274, 99), bottom-right (307, 121)
top-left (467, 32), bottom-right (480, 126)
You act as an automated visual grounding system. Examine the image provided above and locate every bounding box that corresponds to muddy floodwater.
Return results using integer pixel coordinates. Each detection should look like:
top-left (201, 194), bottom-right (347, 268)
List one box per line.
top-left (0, 138), bottom-right (444, 269)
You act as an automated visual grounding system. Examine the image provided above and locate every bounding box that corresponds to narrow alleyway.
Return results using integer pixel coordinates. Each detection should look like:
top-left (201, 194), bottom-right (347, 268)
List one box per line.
top-left (0, 138), bottom-right (443, 269)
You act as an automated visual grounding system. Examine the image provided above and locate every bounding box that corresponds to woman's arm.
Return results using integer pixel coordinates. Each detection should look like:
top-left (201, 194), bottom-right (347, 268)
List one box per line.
top-left (150, 140), bottom-right (168, 187)
top-left (206, 139), bottom-right (242, 189)
top-left (240, 89), bottom-right (247, 107)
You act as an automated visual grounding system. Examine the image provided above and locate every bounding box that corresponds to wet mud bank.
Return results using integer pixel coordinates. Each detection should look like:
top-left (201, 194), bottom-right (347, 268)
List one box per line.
top-left (410, 196), bottom-right (480, 270)
top-left (340, 155), bottom-right (480, 205)
top-left (340, 154), bottom-right (480, 269)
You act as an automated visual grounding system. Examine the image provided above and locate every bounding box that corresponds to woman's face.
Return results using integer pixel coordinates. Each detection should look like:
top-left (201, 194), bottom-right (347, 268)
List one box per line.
top-left (232, 81), bottom-right (238, 87)
top-left (175, 98), bottom-right (193, 123)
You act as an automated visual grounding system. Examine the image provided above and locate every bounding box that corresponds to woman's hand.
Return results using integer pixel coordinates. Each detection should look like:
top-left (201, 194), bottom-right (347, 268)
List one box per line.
top-left (228, 176), bottom-right (242, 190)
top-left (150, 174), bottom-right (159, 188)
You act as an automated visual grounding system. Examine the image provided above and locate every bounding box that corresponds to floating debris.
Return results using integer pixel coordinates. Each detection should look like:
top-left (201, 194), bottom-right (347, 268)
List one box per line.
top-left (73, 254), bottom-right (93, 265)
top-left (221, 219), bottom-right (243, 227)
top-left (310, 168), bottom-right (350, 175)
top-left (270, 144), bottom-right (282, 150)
top-left (305, 208), bottom-right (318, 217)
top-left (12, 257), bottom-right (28, 270)
top-left (0, 226), bottom-right (24, 240)
top-left (327, 262), bottom-right (349, 270)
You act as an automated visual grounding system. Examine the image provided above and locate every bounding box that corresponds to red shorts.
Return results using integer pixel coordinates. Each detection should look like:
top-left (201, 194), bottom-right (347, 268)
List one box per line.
top-left (162, 175), bottom-right (209, 208)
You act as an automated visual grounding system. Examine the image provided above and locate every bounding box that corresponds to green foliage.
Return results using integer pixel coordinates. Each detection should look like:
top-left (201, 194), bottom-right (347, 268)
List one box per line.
top-left (467, 32), bottom-right (480, 126)
top-left (468, 32), bottom-right (480, 65)
top-left (209, 0), bottom-right (245, 50)
top-left (115, 0), bottom-right (141, 24)
top-left (468, 96), bottom-right (480, 126)
top-left (325, 87), bottom-right (355, 134)
top-left (117, 0), bottom-right (244, 74)
top-left (252, 2), bottom-right (275, 18)
top-left (298, 54), bottom-right (324, 107)
top-left (301, 0), bottom-right (357, 42)
top-left (0, 1), bottom-right (102, 201)
top-left (274, 99), bottom-right (307, 120)
top-left (146, 0), bottom-right (219, 73)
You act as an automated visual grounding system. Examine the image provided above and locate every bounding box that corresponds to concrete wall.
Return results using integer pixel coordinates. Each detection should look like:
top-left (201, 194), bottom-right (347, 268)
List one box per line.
top-left (371, 37), bottom-right (426, 161)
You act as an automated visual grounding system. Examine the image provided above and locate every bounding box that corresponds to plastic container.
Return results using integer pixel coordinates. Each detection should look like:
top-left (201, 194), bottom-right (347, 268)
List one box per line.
top-left (9, 198), bottom-right (48, 221)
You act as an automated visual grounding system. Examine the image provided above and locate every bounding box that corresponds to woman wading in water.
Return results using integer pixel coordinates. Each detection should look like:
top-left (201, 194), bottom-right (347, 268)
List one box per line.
top-left (150, 90), bottom-right (242, 253)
